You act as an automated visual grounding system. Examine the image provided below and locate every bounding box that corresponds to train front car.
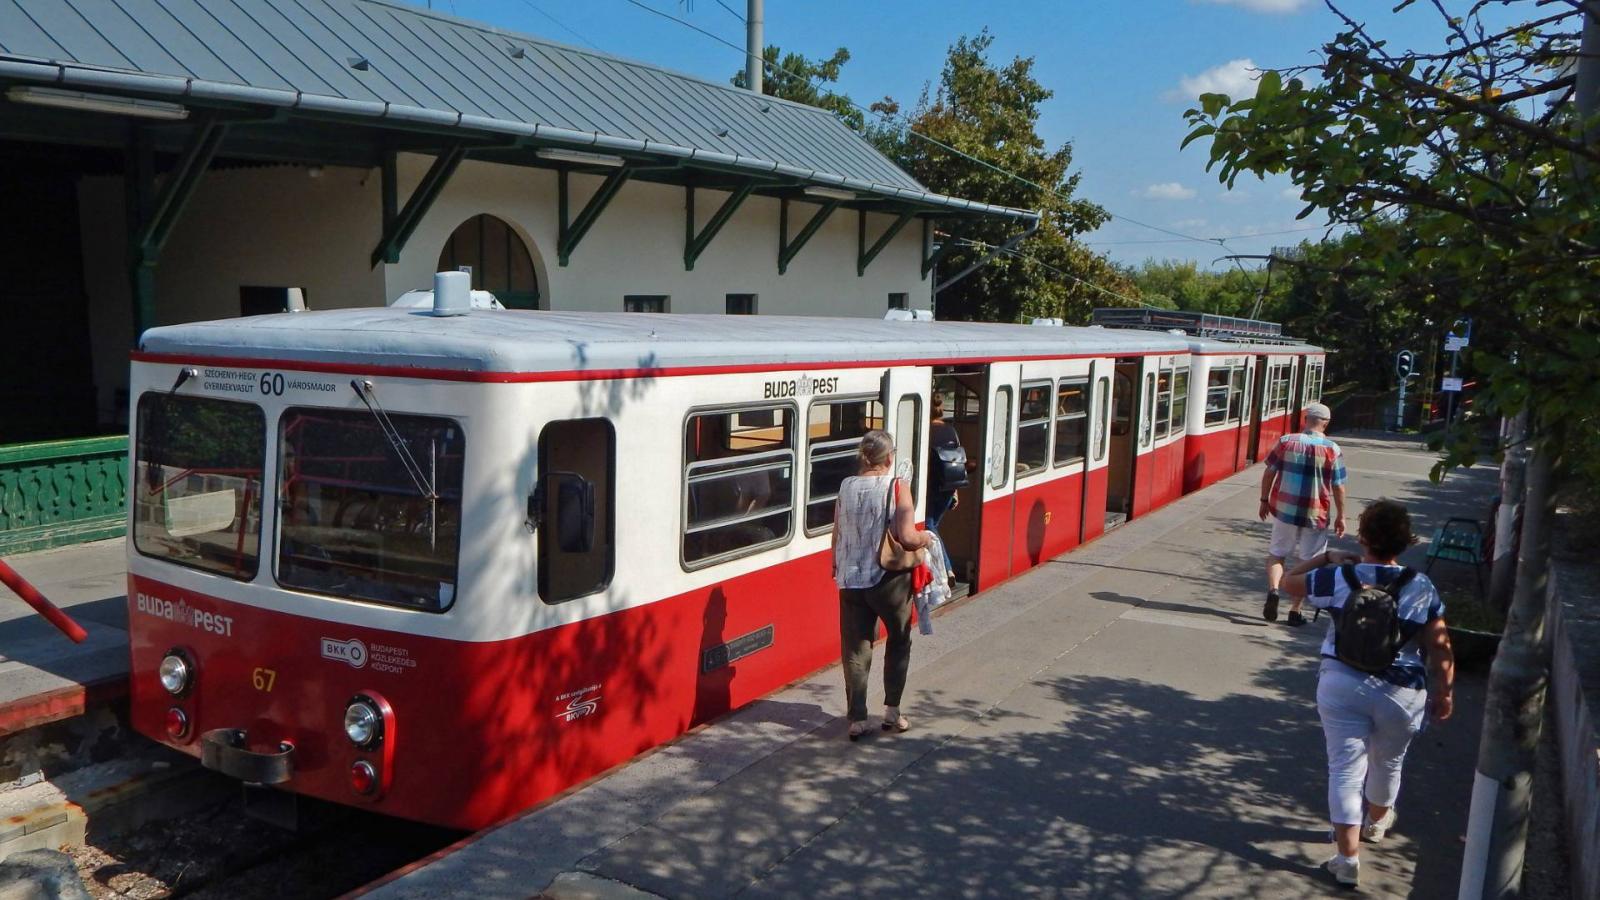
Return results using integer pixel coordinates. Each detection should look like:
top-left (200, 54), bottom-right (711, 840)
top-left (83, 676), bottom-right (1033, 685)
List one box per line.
top-left (125, 328), bottom-right (525, 829)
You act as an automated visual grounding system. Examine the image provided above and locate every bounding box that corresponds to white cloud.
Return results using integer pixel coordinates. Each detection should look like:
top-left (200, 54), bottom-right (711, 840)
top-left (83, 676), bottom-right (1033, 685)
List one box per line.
top-left (1137, 182), bottom-right (1198, 201)
top-left (1217, 189), bottom-right (1252, 205)
top-left (1166, 58), bottom-right (1261, 103)
top-left (1280, 187), bottom-right (1303, 201)
top-left (1196, 0), bottom-right (1309, 13)
top-left (1172, 218), bottom-right (1209, 229)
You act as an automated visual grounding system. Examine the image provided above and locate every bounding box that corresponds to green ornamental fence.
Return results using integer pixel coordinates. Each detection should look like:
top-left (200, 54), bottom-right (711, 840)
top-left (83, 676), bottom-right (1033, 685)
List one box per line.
top-left (0, 436), bottom-right (128, 555)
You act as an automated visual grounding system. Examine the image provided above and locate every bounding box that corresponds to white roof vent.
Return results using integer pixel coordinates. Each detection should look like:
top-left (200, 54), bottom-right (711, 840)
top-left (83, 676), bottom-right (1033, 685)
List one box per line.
top-left (1030, 317), bottom-right (1064, 327)
top-left (431, 270), bottom-right (471, 316)
top-left (884, 309), bottom-right (934, 322)
top-left (389, 285), bottom-right (506, 312)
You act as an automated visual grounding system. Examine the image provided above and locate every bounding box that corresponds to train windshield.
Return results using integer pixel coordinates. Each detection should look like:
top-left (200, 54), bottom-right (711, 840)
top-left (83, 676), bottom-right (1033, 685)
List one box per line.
top-left (134, 394), bottom-right (266, 579)
top-left (277, 409), bottom-right (464, 612)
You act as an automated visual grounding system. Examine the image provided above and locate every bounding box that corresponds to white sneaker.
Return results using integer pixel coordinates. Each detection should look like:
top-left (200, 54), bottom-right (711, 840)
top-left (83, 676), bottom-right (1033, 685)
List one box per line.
top-left (1362, 808), bottom-right (1397, 843)
top-left (1324, 854), bottom-right (1360, 888)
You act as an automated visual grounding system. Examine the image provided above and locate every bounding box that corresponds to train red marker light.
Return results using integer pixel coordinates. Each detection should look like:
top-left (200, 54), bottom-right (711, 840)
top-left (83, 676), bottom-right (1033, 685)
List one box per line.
top-left (349, 760), bottom-right (377, 795)
top-left (164, 707), bottom-right (189, 739)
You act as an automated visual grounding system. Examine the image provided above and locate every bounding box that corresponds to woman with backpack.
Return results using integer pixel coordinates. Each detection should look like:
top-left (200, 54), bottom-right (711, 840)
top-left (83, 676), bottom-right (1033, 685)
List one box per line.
top-left (926, 392), bottom-right (969, 583)
top-left (1279, 498), bottom-right (1456, 889)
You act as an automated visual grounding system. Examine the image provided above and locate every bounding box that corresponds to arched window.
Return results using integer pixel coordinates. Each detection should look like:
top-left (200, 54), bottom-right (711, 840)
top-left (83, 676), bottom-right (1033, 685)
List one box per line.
top-left (437, 215), bottom-right (541, 309)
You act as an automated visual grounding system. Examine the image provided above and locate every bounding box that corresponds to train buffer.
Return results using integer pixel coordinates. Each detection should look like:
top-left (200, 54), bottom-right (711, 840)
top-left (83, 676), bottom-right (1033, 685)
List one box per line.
top-left (361, 433), bottom-right (1495, 899)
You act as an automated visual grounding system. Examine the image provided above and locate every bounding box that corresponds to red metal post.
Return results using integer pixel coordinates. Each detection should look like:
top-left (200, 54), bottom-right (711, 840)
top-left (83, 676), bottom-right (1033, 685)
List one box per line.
top-left (0, 558), bottom-right (89, 643)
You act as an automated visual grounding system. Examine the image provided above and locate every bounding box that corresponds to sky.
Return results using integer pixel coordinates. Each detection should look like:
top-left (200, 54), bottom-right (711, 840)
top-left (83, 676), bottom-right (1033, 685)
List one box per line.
top-left (427, 0), bottom-right (1476, 270)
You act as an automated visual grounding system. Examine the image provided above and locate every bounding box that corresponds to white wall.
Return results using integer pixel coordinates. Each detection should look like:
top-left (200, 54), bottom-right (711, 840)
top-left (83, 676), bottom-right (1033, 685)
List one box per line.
top-left (78, 154), bottom-right (933, 421)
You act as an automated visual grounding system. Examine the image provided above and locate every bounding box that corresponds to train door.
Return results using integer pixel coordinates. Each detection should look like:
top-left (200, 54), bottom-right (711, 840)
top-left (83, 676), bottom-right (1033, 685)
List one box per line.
top-left (1246, 355), bottom-right (1268, 463)
top-left (1290, 356), bottom-right (1308, 431)
top-left (880, 367), bottom-right (929, 519)
top-left (976, 362), bottom-right (1020, 589)
top-left (1080, 364), bottom-right (1115, 544)
top-left (1130, 363), bottom-right (1159, 517)
top-left (928, 367), bottom-right (986, 590)
top-left (1104, 358), bottom-right (1142, 529)
top-left (1232, 358), bottom-right (1254, 471)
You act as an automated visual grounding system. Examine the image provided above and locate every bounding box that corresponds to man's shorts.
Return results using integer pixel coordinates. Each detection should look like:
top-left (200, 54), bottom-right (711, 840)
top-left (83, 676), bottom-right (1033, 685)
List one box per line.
top-left (1268, 517), bottom-right (1329, 561)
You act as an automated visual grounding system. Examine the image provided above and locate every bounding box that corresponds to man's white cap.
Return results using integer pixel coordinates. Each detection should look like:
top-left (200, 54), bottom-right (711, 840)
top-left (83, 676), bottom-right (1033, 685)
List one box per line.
top-left (1305, 402), bottom-right (1332, 421)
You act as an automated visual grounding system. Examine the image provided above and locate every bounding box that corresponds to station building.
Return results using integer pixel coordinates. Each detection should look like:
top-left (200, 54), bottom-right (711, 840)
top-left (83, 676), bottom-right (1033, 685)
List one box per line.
top-left (0, 0), bottom-right (1032, 553)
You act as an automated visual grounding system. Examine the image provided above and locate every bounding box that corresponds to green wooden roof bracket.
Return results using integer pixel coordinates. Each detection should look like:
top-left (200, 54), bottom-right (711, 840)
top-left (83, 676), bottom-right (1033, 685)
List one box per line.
top-left (134, 116), bottom-right (228, 261)
top-left (128, 117), bottom-right (227, 343)
top-left (684, 181), bottom-right (755, 271)
top-left (558, 165), bottom-right (634, 266)
top-left (371, 145), bottom-right (466, 267)
top-left (778, 197), bottom-right (840, 275)
top-left (857, 209), bottom-right (915, 277)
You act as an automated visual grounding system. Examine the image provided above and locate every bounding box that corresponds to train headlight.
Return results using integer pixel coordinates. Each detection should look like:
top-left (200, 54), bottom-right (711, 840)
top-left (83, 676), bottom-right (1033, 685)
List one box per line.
top-left (158, 652), bottom-right (191, 695)
top-left (343, 699), bottom-right (382, 748)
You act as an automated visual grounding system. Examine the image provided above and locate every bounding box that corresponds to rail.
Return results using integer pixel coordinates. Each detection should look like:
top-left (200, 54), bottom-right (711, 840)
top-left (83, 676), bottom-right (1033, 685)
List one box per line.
top-left (0, 435), bottom-right (129, 555)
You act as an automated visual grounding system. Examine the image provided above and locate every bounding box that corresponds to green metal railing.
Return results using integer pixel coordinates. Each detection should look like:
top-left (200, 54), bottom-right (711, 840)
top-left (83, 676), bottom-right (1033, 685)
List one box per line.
top-left (0, 436), bottom-right (128, 555)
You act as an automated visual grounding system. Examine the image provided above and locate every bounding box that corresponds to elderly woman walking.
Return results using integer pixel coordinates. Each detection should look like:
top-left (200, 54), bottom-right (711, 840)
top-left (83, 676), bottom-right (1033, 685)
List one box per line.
top-left (831, 430), bottom-right (932, 741)
top-left (1281, 499), bottom-right (1455, 888)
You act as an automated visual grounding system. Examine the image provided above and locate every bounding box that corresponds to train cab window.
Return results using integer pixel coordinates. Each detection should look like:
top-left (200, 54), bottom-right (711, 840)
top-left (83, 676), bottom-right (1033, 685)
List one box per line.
top-left (276, 409), bottom-right (464, 612)
top-left (1093, 376), bottom-right (1110, 461)
top-left (989, 386), bottom-right (1013, 488)
top-left (1153, 369), bottom-right (1173, 440)
top-left (1015, 381), bottom-right (1052, 477)
top-left (804, 397), bottom-right (884, 534)
top-left (1227, 368), bottom-right (1248, 422)
top-left (894, 394), bottom-right (922, 500)
top-left (684, 404), bottom-right (795, 566)
top-left (1205, 368), bottom-right (1231, 426)
top-left (133, 394), bottom-right (266, 580)
top-left (1171, 367), bottom-right (1190, 436)
top-left (538, 419), bottom-right (615, 604)
top-left (1053, 378), bottom-right (1089, 467)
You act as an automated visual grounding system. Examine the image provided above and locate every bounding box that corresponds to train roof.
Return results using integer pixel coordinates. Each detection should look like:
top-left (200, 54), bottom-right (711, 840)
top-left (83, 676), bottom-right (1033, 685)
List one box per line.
top-left (1185, 336), bottom-right (1325, 355)
top-left (137, 309), bottom-right (1217, 377)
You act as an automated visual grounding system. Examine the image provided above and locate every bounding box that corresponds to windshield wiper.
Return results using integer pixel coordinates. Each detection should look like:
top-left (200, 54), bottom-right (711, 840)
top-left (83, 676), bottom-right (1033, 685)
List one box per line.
top-left (349, 380), bottom-right (440, 548)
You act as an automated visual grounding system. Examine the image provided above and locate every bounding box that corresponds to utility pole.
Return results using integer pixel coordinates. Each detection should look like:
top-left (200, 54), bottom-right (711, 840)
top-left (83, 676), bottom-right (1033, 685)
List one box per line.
top-left (745, 0), bottom-right (763, 94)
top-left (1459, 4), bottom-right (1595, 896)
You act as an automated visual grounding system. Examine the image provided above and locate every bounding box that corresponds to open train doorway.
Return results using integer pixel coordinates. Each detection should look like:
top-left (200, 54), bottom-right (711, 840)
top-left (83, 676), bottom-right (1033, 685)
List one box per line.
top-left (1246, 355), bottom-right (1269, 463)
top-left (1104, 359), bottom-right (1141, 530)
top-left (928, 367), bottom-right (984, 596)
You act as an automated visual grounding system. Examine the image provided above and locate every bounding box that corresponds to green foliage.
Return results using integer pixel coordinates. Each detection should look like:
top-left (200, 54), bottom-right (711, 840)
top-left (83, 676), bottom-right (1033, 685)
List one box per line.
top-left (731, 45), bottom-right (862, 130)
top-left (869, 31), bottom-right (1139, 322)
top-left (1182, 4), bottom-right (1600, 485)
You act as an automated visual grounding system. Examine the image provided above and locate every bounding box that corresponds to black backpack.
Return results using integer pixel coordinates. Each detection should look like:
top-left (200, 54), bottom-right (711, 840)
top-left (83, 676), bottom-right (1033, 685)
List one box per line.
top-left (930, 425), bottom-right (968, 491)
top-left (1334, 565), bottom-right (1417, 674)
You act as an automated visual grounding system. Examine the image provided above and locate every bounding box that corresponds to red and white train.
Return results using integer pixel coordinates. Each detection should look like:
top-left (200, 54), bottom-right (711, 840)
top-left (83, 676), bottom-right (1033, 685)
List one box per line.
top-left (125, 292), bottom-right (1323, 829)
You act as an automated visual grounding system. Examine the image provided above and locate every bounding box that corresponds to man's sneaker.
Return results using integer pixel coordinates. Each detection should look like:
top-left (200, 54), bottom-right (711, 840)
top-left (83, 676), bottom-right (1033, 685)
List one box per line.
top-left (1286, 610), bottom-right (1306, 627)
top-left (1263, 590), bottom-right (1280, 622)
top-left (1362, 808), bottom-right (1397, 843)
top-left (1324, 854), bottom-right (1360, 888)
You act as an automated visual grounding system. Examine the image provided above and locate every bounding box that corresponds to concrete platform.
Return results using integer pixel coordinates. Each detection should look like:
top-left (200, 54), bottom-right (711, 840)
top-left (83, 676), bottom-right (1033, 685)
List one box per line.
top-left (363, 434), bottom-right (1498, 900)
top-left (0, 540), bottom-right (128, 738)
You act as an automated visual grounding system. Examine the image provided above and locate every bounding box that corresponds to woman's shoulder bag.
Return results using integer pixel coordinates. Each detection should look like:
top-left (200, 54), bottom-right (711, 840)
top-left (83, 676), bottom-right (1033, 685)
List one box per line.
top-left (878, 477), bottom-right (920, 572)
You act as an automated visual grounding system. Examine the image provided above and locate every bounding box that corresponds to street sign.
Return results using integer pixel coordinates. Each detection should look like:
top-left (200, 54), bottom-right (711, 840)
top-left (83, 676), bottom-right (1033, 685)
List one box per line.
top-left (1441, 377), bottom-right (1465, 392)
top-left (1444, 335), bottom-right (1468, 352)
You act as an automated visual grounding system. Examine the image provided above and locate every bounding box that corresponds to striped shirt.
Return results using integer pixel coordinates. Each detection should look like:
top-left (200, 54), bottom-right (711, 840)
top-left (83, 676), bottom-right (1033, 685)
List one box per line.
top-left (1264, 431), bottom-right (1346, 529)
top-left (1308, 563), bottom-right (1445, 689)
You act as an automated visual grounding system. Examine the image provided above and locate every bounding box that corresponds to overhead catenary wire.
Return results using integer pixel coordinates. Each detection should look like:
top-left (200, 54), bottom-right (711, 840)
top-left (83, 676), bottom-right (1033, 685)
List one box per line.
top-left (516, 0), bottom-right (601, 49)
top-left (940, 233), bottom-right (1145, 307)
top-left (614, 0), bottom-right (1235, 249)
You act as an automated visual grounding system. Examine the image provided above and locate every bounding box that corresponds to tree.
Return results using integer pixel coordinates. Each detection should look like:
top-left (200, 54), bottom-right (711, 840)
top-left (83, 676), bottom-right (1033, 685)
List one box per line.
top-left (872, 32), bottom-right (1139, 322)
top-left (731, 46), bottom-right (863, 129)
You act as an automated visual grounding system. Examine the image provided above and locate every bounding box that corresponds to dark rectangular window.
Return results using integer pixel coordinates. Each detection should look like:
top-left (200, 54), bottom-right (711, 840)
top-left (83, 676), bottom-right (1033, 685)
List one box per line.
top-left (624, 294), bottom-right (669, 313)
top-left (1053, 378), bottom-right (1089, 466)
top-left (1171, 367), bottom-right (1190, 435)
top-left (887, 292), bottom-right (909, 311)
top-left (725, 293), bottom-right (757, 315)
top-left (1205, 367), bottom-right (1231, 426)
top-left (804, 397), bottom-right (885, 533)
top-left (1016, 381), bottom-right (1052, 477)
top-left (1154, 368), bottom-right (1174, 439)
top-left (683, 405), bottom-right (794, 566)
top-left (1228, 368), bottom-right (1247, 422)
top-left (134, 394), bottom-right (265, 580)
top-left (277, 409), bottom-right (464, 612)
top-left (538, 419), bottom-right (614, 604)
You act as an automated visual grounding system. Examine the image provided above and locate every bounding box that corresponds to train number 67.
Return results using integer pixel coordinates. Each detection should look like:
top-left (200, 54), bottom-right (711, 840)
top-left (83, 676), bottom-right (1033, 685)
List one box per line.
top-left (252, 667), bottom-right (277, 692)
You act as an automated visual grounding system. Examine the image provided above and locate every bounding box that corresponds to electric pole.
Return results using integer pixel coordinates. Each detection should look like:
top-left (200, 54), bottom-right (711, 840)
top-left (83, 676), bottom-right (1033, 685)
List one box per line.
top-left (745, 0), bottom-right (763, 94)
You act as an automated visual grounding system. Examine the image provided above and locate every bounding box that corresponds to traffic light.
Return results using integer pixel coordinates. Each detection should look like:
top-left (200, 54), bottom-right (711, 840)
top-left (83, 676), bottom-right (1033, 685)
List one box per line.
top-left (1396, 350), bottom-right (1415, 379)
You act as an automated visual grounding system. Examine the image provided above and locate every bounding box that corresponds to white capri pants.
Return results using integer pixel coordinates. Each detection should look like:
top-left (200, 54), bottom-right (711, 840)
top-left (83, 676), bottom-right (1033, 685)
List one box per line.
top-left (1315, 659), bottom-right (1428, 825)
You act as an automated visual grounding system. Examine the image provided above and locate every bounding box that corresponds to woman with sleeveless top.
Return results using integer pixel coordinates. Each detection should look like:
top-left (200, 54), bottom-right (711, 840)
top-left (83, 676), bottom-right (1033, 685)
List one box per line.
top-left (831, 430), bottom-right (932, 741)
top-left (1281, 499), bottom-right (1455, 889)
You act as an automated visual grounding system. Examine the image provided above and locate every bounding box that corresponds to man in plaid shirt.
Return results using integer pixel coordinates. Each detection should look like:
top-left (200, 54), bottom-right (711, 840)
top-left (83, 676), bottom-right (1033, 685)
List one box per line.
top-left (1259, 402), bottom-right (1347, 626)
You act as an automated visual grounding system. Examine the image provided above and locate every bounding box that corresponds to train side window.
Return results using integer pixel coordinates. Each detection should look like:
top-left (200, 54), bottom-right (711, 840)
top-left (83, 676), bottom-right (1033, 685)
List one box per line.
top-left (1053, 378), bottom-right (1089, 467)
top-left (277, 408), bottom-right (464, 612)
top-left (538, 419), bottom-right (615, 604)
top-left (989, 385), bottom-right (1013, 489)
top-left (1140, 373), bottom-right (1156, 447)
top-left (894, 394), bottom-right (922, 500)
top-left (1227, 368), bottom-right (1247, 422)
top-left (804, 397), bottom-right (884, 534)
top-left (1205, 367), bottom-right (1231, 426)
top-left (1015, 381), bottom-right (1052, 478)
top-left (683, 404), bottom-right (795, 566)
top-left (1153, 369), bottom-right (1173, 440)
top-left (133, 394), bottom-right (266, 581)
top-left (1171, 367), bottom-right (1190, 436)
top-left (1093, 376), bottom-right (1110, 461)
